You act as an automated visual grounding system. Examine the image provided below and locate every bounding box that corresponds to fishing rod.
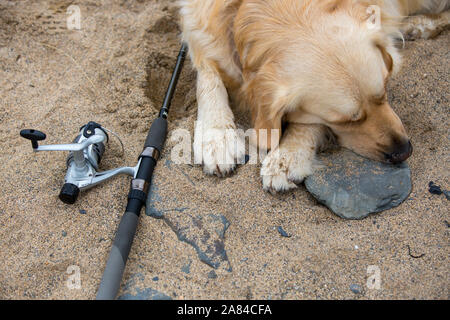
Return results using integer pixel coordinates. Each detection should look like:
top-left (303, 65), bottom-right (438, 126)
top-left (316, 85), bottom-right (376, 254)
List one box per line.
top-left (20, 43), bottom-right (188, 299)
top-left (96, 43), bottom-right (188, 299)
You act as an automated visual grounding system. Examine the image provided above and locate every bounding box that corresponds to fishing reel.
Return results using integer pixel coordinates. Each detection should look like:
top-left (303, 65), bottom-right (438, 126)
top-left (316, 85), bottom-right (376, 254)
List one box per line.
top-left (20, 121), bottom-right (138, 204)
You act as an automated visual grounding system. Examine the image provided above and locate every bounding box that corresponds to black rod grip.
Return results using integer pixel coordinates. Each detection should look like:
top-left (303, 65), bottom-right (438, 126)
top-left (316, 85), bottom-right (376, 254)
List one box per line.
top-left (135, 157), bottom-right (156, 182)
top-left (144, 117), bottom-right (167, 152)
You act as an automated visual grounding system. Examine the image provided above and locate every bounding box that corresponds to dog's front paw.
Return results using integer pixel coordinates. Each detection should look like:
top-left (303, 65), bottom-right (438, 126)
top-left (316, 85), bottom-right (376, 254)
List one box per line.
top-left (261, 148), bottom-right (315, 193)
top-left (194, 127), bottom-right (245, 177)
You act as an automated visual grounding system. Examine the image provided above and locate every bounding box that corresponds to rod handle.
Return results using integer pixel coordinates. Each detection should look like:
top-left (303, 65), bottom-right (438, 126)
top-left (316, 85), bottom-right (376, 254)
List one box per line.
top-left (144, 117), bottom-right (167, 152)
top-left (96, 211), bottom-right (140, 300)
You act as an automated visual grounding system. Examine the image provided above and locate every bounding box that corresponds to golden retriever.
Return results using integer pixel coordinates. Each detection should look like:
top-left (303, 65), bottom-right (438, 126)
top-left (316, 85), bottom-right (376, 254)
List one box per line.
top-left (179, 0), bottom-right (450, 192)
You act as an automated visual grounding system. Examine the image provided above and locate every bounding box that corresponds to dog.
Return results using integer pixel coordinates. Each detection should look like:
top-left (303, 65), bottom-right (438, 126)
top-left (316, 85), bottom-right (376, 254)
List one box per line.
top-left (179, 0), bottom-right (450, 192)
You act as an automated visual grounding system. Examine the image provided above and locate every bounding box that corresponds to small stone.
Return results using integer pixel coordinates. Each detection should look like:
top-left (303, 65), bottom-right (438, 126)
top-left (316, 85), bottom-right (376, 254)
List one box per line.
top-left (207, 270), bottom-right (217, 279)
top-left (350, 284), bottom-right (362, 294)
top-left (62, 231), bottom-right (67, 237)
top-left (443, 190), bottom-right (450, 201)
top-left (79, 209), bottom-right (87, 215)
top-left (152, 276), bottom-right (159, 281)
top-left (305, 149), bottom-right (412, 219)
top-left (428, 182), bottom-right (443, 195)
top-left (277, 226), bottom-right (291, 238)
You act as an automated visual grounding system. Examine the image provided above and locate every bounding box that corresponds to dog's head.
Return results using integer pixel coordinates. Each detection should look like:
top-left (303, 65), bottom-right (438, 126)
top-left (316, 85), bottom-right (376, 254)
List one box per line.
top-left (237, 0), bottom-right (412, 163)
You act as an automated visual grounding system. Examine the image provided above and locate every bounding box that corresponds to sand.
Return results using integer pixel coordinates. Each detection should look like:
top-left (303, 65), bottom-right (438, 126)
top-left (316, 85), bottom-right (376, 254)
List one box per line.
top-left (0, 0), bottom-right (448, 300)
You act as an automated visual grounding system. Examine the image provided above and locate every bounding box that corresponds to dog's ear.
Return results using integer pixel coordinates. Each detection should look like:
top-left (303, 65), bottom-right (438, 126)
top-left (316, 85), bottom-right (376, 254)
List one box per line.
top-left (376, 43), bottom-right (393, 74)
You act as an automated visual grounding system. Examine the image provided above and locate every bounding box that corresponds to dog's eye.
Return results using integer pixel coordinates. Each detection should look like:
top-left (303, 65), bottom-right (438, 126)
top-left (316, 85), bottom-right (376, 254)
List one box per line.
top-left (350, 110), bottom-right (366, 123)
top-left (351, 111), bottom-right (361, 121)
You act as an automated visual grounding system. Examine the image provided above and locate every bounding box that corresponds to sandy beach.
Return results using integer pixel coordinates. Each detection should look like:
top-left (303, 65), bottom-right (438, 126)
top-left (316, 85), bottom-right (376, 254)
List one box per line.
top-left (0, 0), bottom-right (448, 299)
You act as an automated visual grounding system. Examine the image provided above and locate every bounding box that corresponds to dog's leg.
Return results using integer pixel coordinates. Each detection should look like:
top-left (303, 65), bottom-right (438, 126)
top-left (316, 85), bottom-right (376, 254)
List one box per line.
top-left (261, 124), bottom-right (329, 193)
top-left (193, 67), bottom-right (245, 176)
top-left (402, 10), bottom-right (450, 39)
top-left (180, 1), bottom-right (245, 177)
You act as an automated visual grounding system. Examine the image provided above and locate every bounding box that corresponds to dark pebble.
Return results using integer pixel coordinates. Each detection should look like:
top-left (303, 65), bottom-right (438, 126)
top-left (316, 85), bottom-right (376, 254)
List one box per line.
top-left (152, 276), bottom-right (159, 281)
top-left (62, 231), bottom-right (67, 237)
top-left (428, 181), bottom-right (443, 195)
top-left (79, 209), bottom-right (87, 215)
top-left (207, 270), bottom-right (217, 279)
top-left (277, 226), bottom-right (291, 238)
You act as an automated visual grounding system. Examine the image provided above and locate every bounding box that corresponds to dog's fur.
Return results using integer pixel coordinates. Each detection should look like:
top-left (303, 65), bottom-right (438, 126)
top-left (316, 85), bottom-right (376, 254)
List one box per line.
top-left (180, 0), bottom-right (450, 192)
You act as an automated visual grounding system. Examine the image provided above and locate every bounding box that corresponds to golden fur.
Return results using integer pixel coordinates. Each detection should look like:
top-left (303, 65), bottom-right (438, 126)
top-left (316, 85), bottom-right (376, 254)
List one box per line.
top-left (180, 0), bottom-right (449, 191)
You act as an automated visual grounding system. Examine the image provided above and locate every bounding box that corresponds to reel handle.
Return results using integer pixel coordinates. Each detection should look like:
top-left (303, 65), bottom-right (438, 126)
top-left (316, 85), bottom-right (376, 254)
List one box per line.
top-left (20, 129), bottom-right (46, 149)
top-left (59, 183), bottom-right (80, 205)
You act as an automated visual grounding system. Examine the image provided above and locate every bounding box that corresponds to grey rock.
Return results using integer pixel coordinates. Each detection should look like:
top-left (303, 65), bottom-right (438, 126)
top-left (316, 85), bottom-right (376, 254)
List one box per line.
top-left (146, 182), bottom-right (232, 271)
top-left (118, 273), bottom-right (172, 300)
top-left (305, 149), bottom-right (412, 220)
top-left (163, 213), bottom-right (232, 270)
top-left (350, 284), bottom-right (362, 294)
top-left (146, 187), bottom-right (231, 270)
top-left (118, 288), bottom-right (172, 300)
top-left (146, 184), bottom-right (164, 218)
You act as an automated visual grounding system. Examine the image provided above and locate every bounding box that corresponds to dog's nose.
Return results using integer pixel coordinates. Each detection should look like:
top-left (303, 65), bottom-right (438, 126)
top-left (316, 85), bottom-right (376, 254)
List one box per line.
top-left (385, 141), bottom-right (413, 164)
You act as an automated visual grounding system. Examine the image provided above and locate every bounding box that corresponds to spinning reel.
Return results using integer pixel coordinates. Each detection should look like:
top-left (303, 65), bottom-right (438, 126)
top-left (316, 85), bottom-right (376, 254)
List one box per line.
top-left (20, 121), bottom-right (138, 204)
